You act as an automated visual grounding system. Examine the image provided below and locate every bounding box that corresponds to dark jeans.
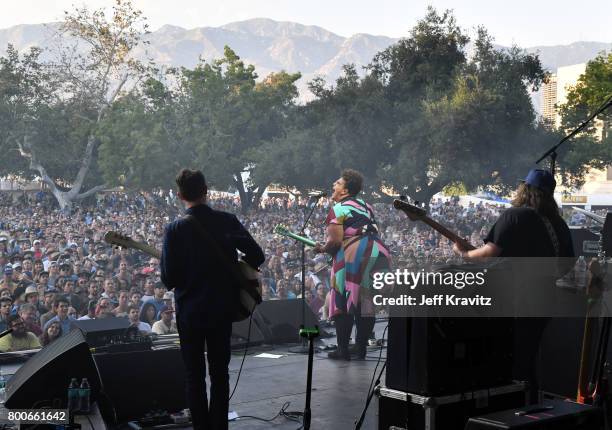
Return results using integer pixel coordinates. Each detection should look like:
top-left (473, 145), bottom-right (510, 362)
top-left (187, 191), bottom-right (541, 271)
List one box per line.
top-left (177, 319), bottom-right (232, 430)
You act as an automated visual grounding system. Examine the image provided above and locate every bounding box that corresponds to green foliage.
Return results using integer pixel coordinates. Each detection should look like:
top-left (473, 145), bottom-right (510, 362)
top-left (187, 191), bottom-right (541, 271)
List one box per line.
top-left (442, 182), bottom-right (468, 196)
top-left (557, 52), bottom-right (612, 187)
top-left (374, 21), bottom-right (549, 202)
top-left (95, 47), bottom-right (301, 212)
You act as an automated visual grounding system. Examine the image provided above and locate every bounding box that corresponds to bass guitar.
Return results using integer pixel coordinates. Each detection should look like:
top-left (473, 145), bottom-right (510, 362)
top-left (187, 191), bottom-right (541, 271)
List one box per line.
top-left (393, 199), bottom-right (475, 250)
top-left (104, 231), bottom-right (261, 321)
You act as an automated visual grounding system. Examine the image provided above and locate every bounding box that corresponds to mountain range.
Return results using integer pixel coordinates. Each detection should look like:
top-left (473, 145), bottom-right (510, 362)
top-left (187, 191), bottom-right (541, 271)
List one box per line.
top-left (0, 18), bottom-right (610, 105)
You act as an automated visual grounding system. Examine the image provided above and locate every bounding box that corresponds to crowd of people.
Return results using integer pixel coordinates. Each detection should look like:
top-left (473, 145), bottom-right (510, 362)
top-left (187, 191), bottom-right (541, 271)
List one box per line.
top-left (0, 188), bottom-right (556, 352)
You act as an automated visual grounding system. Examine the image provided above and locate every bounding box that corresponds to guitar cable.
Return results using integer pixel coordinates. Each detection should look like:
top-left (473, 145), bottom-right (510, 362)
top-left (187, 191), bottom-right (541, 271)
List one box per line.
top-left (229, 312), bottom-right (253, 401)
top-left (354, 323), bottom-right (388, 430)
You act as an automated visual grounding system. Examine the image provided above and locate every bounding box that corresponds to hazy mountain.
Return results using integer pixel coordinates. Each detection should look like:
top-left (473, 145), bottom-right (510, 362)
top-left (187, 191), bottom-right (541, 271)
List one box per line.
top-left (526, 41), bottom-right (611, 72)
top-left (0, 18), bottom-right (609, 103)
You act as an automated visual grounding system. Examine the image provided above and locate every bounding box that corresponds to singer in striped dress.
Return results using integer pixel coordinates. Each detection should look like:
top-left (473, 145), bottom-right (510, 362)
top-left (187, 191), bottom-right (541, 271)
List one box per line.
top-left (314, 169), bottom-right (392, 360)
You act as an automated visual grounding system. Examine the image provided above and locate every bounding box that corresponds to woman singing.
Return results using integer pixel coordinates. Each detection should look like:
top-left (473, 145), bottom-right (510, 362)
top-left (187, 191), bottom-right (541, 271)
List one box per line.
top-left (314, 169), bottom-right (392, 360)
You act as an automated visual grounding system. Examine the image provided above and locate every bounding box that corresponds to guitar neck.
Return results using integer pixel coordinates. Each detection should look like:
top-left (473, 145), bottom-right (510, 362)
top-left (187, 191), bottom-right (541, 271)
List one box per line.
top-left (420, 217), bottom-right (475, 250)
top-left (129, 242), bottom-right (162, 259)
top-left (280, 231), bottom-right (317, 247)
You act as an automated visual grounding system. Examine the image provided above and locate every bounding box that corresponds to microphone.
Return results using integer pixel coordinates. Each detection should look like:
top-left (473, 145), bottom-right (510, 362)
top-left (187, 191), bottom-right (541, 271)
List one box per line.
top-left (309, 191), bottom-right (327, 198)
top-left (307, 192), bottom-right (327, 208)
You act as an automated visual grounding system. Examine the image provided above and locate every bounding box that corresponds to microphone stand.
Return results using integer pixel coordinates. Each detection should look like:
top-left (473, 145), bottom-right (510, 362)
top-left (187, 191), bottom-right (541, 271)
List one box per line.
top-left (286, 194), bottom-right (324, 430)
top-left (289, 194), bottom-right (324, 354)
top-left (536, 94), bottom-right (612, 174)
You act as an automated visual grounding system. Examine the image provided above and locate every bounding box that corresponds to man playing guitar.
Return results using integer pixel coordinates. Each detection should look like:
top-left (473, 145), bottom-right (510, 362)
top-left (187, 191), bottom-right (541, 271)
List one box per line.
top-left (161, 169), bottom-right (265, 430)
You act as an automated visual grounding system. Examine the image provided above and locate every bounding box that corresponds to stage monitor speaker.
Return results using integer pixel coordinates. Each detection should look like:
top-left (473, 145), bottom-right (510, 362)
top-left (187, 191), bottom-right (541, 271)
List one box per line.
top-left (255, 300), bottom-right (319, 344)
top-left (232, 317), bottom-right (265, 348)
top-left (73, 317), bottom-right (131, 347)
top-left (386, 317), bottom-right (513, 395)
top-left (5, 329), bottom-right (102, 409)
top-left (466, 399), bottom-right (604, 429)
top-left (569, 227), bottom-right (600, 257)
top-left (93, 347), bottom-right (186, 424)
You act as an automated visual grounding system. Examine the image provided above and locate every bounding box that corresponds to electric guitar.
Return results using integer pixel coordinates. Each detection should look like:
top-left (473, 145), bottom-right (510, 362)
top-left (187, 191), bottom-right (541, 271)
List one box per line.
top-left (104, 231), bottom-right (261, 321)
top-left (393, 199), bottom-right (475, 250)
top-left (274, 224), bottom-right (318, 247)
top-left (577, 258), bottom-right (608, 405)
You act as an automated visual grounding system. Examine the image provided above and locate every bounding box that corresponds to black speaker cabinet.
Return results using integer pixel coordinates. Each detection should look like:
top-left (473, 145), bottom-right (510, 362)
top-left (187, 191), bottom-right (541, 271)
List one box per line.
top-left (255, 300), bottom-right (320, 343)
top-left (5, 329), bottom-right (102, 409)
top-left (232, 316), bottom-right (265, 347)
top-left (93, 347), bottom-right (186, 424)
top-left (569, 227), bottom-right (600, 257)
top-left (386, 317), bottom-right (513, 395)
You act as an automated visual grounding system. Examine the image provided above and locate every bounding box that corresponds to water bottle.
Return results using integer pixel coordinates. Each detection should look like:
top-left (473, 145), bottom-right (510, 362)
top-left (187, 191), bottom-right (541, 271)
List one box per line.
top-left (79, 378), bottom-right (91, 414)
top-left (0, 368), bottom-right (6, 404)
top-left (67, 378), bottom-right (79, 412)
top-left (575, 256), bottom-right (587, 288)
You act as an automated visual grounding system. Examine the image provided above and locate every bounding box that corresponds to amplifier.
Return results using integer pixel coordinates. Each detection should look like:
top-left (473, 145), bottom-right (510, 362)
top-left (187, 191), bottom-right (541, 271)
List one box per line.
top-left (466, 398), bottom-right (604, 429)
top-left (387, 317), bottom-right (513, 395)
top-left (569, 227), bottom-right (600, 257)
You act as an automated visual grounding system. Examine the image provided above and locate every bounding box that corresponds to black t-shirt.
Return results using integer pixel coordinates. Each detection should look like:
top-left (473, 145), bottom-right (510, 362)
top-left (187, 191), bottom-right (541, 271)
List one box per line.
top-left (485, 207), bottom-right (574, 258)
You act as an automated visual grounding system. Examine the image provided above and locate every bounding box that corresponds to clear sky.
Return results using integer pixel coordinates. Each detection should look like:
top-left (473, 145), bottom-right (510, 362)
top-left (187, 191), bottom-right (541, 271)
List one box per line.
top-left (2, 0), bottom-right (611, 47)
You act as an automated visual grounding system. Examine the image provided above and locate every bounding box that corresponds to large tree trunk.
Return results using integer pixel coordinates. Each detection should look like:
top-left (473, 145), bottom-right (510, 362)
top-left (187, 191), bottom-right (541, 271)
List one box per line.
top-left (52, 189), bottom-right (73, 212)
top-left (17, 135), bottom-right (106, 211)
top-left (233, 173), bottom-right (269, 214)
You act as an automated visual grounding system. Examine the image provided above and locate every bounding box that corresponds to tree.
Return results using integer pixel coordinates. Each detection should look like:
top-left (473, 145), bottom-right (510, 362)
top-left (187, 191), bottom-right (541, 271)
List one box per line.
top-left (0, 0), bottom-right (149, 209)
top-left (557, 52), bottom-right (612, 187)
top-left (97, 77), bottom-right (190, 190)
top-left (375, 21), bottom-right (549, 203)
top-left (167, 47), bottom-right (300, 212)
top-left (257, 65), bottom-right (393, 194)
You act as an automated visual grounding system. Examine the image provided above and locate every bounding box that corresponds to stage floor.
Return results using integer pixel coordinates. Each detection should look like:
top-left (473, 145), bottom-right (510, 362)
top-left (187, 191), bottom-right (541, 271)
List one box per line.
top-left (226, 321), bottom-right (387, 429)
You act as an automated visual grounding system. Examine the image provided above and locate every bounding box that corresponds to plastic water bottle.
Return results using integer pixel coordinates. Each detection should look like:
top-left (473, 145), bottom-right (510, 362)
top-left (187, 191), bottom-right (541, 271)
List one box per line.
top-left (575, 256), bottom-right (587, 288)
top-left (67, 378), bottom-right (80, 412)
top-left (79, 378), bottom-right (91, 414)
top-left (0, 368), bottom-right (6, 404)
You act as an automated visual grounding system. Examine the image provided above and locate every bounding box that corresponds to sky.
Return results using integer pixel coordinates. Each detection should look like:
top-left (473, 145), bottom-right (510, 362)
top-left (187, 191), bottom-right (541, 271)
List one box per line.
top-left (2, 0), bottom-right (611, 47)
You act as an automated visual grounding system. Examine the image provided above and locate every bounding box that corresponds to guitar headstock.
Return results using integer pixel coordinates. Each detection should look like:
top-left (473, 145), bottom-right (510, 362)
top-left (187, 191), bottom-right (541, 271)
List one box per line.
top-left (274, 224), bottom-right (290, 236)
top-left (393, 199), bottom-right (427, 221)
top-left (104, 231), bottom-right (135, 249)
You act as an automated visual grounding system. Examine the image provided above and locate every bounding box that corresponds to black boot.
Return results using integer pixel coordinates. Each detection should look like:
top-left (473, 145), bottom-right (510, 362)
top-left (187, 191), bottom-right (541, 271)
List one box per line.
top-left (355, 316), bottom-right (375, 360)
top-left (327, 348), bottom-right (351, 361)
top-left (330, 314), bottom-right (352, 361)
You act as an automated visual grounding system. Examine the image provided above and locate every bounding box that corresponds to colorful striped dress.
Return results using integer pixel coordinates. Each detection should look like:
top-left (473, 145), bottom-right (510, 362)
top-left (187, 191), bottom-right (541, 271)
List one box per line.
top-left (325, 197), bottom-right (392, 318)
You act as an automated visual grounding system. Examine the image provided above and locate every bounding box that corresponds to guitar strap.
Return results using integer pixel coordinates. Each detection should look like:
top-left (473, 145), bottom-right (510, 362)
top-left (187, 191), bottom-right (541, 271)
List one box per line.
top-left (536, 212), bottom-right (560, 257)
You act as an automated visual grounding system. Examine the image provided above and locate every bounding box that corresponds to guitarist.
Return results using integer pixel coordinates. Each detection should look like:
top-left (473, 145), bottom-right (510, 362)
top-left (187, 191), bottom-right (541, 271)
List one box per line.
top-left (453, 168), bottom-right (574, 404)
top-left (161, 169), bottom-right (265, 430)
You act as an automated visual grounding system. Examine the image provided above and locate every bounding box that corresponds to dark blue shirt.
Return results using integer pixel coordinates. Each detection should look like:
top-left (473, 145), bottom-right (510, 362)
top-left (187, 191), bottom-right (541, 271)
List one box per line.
top-left (161, 204), bottom-right (265, 327)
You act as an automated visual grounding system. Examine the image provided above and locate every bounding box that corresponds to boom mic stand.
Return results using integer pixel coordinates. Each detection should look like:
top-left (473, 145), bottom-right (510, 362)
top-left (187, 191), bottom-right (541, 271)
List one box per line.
top-left (536, 93), bottom-right (612, 174)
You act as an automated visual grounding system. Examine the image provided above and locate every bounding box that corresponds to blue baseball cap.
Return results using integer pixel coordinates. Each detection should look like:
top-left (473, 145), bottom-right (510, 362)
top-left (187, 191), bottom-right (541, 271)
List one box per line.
top-left (523, 169), bottom-right (556, 195)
